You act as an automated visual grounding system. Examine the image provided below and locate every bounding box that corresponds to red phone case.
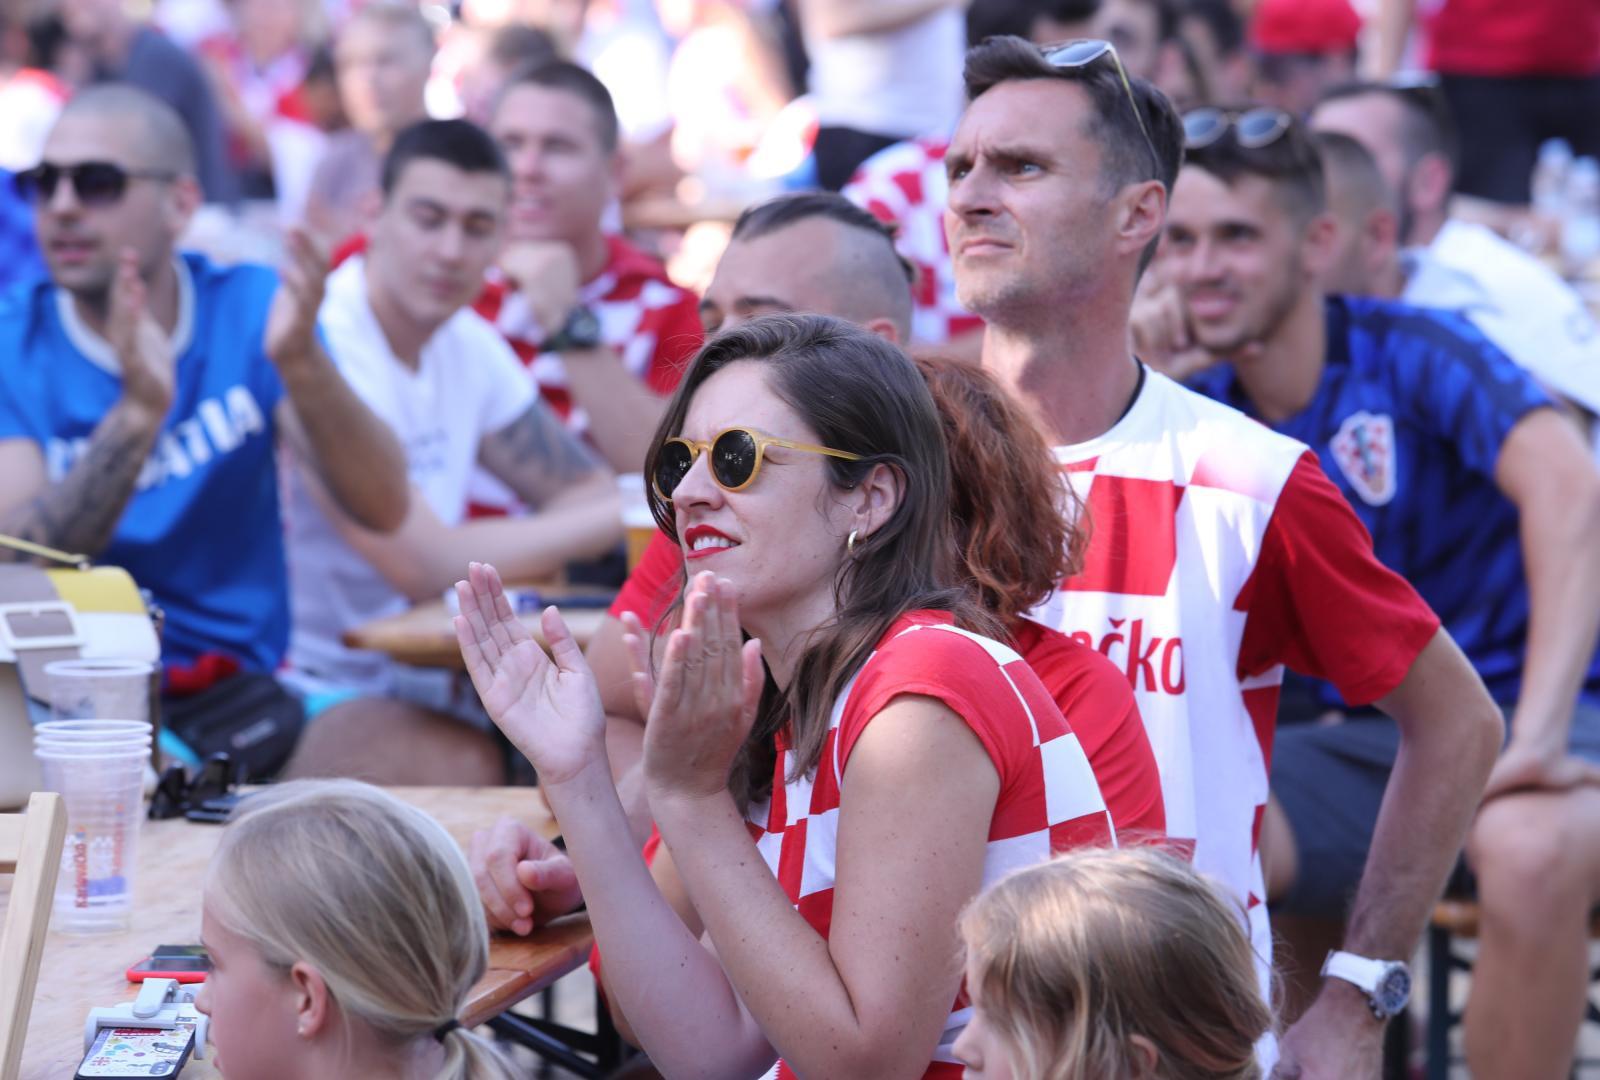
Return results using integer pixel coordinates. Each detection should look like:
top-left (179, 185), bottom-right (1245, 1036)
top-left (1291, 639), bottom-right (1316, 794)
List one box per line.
top-left (125, 957), bottom-right (209, 984)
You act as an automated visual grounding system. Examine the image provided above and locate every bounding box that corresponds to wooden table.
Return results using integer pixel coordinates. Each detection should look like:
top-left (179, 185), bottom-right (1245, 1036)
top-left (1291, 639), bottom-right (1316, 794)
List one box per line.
top-left (14, 787), bottom-right (588, 1079)
top-left (343, 595), bottom-right (612, 670)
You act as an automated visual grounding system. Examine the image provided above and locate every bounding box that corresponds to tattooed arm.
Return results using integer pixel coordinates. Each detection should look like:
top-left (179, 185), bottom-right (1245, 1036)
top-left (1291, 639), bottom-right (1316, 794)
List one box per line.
top-left (476, 399), bottom-right (612, 511)
top-left (0, 411), bottom-right (162, 562)
top-left (0, 251), bottom-right (172, 563)
top-left (300, 401), bottom-right (621, 600)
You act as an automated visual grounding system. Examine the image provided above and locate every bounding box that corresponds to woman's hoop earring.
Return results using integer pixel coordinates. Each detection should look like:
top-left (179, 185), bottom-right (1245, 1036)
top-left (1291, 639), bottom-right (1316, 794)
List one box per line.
top-left (846, 529), bottom-right (859, 556)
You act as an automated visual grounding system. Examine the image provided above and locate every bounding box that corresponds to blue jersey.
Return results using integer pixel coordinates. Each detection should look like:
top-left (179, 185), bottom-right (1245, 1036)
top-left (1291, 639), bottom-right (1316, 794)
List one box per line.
top-left (0, 169), bottom-right (45, 294)
top-left (1192, 295), bottom-right (1600, 706)
top-left (0, 252), bottom-right (288, 673)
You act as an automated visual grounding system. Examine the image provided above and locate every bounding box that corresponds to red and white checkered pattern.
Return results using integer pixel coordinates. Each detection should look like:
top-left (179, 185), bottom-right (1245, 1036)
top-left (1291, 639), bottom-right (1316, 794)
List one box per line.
top-left (1026, 370), bottom-right (1437, 1012)
top-left (468, 235), bottom-right (702, 512)
top-left (842, 137), bottom-right (984, 348)
top-left (748, 612), bottom-right (1112, 1080)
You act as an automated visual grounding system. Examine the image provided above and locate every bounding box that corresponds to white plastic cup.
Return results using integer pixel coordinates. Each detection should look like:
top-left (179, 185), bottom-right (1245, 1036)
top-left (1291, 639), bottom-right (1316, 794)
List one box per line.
top-left (44, 659), bottom-right (154, 723)
top-left (33, 720), bottom-right (153, 933)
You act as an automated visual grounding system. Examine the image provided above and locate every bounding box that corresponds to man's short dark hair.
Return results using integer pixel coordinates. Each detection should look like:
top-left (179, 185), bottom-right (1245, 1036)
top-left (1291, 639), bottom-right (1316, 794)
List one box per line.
top-left (966, 0), bottom-right (1101, 47)
top-left (487, 24), bottom-right (558, 71)
top-left (1183, 0), bottom-right (1244, 57)
top-left (1319, 79), bottom-right (1459, 175)
top-left (61, 84), bottom-right (197, 177)
top-left (497, 60), bottom-right (620, 153)
top-left (963, 35), bottom-right (1185, 195)
top-left (1184, 111), bottom-right (1327, 220)
top-left (1314, 129), bottom-right (1395, 215)
top-left (380, 118), bottom-right (510, 195)
top-left (731, 192), bottom-right (915, 285)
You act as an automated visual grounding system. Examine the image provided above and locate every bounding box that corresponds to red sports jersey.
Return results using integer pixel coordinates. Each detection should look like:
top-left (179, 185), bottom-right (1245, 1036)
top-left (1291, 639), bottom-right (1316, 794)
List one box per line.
top-left (610, 532), bottom-right (1161, 836)
top-left (471, 235), bottom-right (702, 432)
top-left (1027, 369), bottom-right (1440, 1008)
top-left (468, 236), bottom-right (701, 514)
top-left (842, 137), bottom-right (984, 348)
top-left (752, 611), bottom-right (1111, 1078)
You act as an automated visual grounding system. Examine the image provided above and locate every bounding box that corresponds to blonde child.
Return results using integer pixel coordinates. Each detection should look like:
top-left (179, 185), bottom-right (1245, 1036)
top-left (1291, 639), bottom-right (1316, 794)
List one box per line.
top-left (955, 847), bottom-right (1273, 1080)
top-left (195, 779), bottom-right (515, 1080)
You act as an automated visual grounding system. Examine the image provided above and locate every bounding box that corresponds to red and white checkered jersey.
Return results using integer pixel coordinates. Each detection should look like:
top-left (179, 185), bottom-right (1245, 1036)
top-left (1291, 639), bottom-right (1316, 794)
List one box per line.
top-left (1026, 370), bottom-right (1439, 1000)
top-left (469, 236), bottom-right (702, 511)
top-left (842, 137), bottom-right (984, 348)
top-left (748, 611), bottom-right (1114, 1080)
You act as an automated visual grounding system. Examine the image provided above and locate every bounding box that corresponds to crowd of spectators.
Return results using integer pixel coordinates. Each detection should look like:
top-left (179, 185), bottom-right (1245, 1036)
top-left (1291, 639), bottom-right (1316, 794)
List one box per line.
top-left (4, 0), bottom-right (1600, 1077)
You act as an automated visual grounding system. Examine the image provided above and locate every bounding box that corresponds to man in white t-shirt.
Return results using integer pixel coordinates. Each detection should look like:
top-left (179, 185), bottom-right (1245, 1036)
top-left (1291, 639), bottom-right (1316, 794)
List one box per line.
top-left (1311, 80), bottom-right (1600, 430)
top-left (945, 36), bottom-right (1503, 1077)
top-left (281, 119), bottom-right (621, 785)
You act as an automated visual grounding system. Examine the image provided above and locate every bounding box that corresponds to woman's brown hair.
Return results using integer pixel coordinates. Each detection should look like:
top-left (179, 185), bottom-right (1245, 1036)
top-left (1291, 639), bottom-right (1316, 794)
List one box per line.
top-left (960, 847), bottom-right (1273, 1080)
top-left (645, 314), bottom-right (999, 806)
top-left (916, 357), bottom-right (1088, 625)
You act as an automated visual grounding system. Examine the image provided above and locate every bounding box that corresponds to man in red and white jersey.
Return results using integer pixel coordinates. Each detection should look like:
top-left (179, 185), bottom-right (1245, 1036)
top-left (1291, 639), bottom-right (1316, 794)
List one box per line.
top-left (945, 35), bottom-right (1504, 1077)
top-left (475, 60), bottom-right (702, 480)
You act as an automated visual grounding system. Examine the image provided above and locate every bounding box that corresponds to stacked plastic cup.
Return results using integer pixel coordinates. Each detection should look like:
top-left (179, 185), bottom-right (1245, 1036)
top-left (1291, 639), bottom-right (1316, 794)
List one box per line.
top-left (33, 716), bottom-right (153, 933)
top-left (44, 659), bottom-right (154, 723)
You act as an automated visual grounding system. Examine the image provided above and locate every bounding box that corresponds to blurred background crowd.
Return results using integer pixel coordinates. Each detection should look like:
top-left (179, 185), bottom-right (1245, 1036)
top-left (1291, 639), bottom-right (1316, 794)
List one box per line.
top-left (2, 0), bottom-right (1595, 309)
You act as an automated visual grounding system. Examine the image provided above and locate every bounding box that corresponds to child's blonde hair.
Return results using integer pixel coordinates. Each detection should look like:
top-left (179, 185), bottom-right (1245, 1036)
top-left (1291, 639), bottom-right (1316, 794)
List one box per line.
top-left (205, 779), bottom-right (515, 1079)
top-left (959, 847), bottom-right (1273, 1080)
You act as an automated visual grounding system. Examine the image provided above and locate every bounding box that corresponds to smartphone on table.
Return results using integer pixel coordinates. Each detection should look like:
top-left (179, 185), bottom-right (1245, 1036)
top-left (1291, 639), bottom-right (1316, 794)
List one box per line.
top-left (75, 1023), bottom-right (196, 1078)
top-left (126, 944), bottom-right (211, 983)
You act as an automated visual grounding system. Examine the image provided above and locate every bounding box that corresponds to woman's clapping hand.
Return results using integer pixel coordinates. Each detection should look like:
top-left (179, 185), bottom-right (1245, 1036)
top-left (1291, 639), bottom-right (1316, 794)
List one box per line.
top-left (453, 561), bottom-right (607, 786)
top-left (642, 572), bottom-right (766, 802)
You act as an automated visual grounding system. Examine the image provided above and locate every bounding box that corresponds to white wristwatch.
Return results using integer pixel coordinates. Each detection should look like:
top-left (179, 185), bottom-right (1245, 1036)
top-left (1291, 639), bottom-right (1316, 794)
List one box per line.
top-left (1321, 950), bottom-right (1412, 1020)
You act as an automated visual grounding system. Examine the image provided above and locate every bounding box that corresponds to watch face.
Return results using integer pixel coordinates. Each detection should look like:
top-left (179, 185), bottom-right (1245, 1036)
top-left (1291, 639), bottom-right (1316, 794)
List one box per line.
top-left (568, 308), bottom-right (601, 346)
top-left (1376, 965), bottom-right (1412, 1015)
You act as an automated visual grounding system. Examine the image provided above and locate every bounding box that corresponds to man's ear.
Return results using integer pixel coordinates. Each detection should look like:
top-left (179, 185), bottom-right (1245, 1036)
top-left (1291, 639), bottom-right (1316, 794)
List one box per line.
top-left (165, 175), bottom-right (202, 237)
top-left (357, 187), bottom-right (385, 229)
top-left (1408, 153), bottom-right (1452, 231)
top-left (863, 315), bottom-right (903, 346)
top-left (288, 961), bottom-right (333, 1040)
top-left (1301, 210), bottom-right (1340, 279)
top-left (1119, 179), bottom-right (1168, 263)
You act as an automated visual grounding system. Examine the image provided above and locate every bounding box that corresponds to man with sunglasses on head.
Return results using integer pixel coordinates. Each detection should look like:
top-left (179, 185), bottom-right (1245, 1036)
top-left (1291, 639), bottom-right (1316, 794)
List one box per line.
top-left (945, 37), bottom-right (1503, 1077)
top-left (1311, 81), bottom-right (1600, 450)
top-left (1164, 109), bottom-right (1600, 1080)
top-left (0, 85), bottom-right (409, 775)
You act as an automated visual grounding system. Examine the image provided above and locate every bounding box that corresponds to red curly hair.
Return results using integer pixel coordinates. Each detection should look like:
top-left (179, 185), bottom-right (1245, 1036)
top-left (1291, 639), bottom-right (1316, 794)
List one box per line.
top-left (917, 357), bottom-right (1090, 626)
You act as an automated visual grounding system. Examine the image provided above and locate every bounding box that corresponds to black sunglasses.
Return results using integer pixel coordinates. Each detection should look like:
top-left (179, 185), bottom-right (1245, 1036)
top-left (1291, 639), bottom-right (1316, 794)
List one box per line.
top-left (15, 161), bottom-right (177, 208)
top-left (1044, 39), bottom-right (1160, 171)
top-left (1182, 107), bottom-right (1293, 150)
top-left (652, 426), bottom-right (862, 502)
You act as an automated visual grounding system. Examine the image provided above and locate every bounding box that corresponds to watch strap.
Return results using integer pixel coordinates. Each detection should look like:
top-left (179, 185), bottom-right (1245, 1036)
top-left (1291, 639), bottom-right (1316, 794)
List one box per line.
top-left (544, 305), bottom-right (601, 354)
top-left (1321, 950), bottom-right (1385, 991)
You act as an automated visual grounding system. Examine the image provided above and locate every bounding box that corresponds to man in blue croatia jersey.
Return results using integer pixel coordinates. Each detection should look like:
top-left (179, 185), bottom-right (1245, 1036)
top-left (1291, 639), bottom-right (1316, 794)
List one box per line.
top-left (0, 86), bottom-right (408, 774)
top-left (1159, 109), bottom-right (1600, 1080)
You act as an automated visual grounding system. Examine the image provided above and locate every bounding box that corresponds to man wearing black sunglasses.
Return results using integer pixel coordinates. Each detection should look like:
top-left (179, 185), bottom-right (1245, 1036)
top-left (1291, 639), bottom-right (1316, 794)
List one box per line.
top-left (947, 37), bottom-right (1503, 1078)
top-left (0, 86), bottom-right (408, 774)
top-left (1166, 110), bottom-right (1600, 1080)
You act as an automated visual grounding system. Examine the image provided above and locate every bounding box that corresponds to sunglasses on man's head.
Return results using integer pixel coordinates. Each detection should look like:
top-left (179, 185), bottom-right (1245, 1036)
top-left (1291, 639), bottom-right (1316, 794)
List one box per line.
top-left (1043, 39), bottom-right (1160, 171)
top-left (1182, 107), bottom-right (1293, 151)
top-left (14, 161), bottom-right (177, 208)
top-left (652, 427), bottom-right (863, 502)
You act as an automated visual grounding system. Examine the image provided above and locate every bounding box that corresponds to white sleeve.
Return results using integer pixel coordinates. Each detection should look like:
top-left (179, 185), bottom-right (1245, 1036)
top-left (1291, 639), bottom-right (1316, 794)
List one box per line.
top-left (467, 315), bottom-right (540, 435)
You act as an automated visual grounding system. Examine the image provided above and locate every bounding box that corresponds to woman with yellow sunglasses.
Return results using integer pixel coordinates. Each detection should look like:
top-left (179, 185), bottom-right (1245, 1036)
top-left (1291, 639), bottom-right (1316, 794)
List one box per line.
top-left (455, 312), bottom-right (1115, 1079)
